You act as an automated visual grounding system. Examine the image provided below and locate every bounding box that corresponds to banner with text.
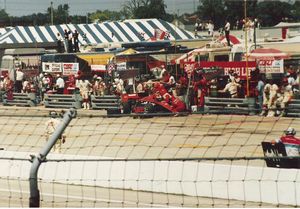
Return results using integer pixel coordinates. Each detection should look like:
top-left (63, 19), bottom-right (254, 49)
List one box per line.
top-left (63, 63), bottom-right (79, 76)
top-left (258, 59), bottom-right (283, 74)
top-left (184, 61), bottom-right (257, 80)
top-left (91, 64), bottom-right (107, 72)
top-left (42, 62), bottom-right (62, 73)
top-left (117, 62), bottom-right (127, 71)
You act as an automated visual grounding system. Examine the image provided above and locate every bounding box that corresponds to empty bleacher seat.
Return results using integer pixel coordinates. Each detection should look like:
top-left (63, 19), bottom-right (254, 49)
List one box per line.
top-left (44, 94), bottom-right (82, 109)
top-left (204, 97), bottom-right (257, 115)
top-left (90, 95), bottom-right (121, 113)
top-left (3, 93), bottom-right (37, 107)
top-left (285, 99), bottom-right (300, 117)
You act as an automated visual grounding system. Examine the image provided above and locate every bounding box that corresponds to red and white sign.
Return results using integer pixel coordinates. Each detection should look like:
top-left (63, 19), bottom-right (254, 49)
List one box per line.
top-left (91, 64), bottom-right (106, 72)
top-left (63, 63), bottom-right (79, 76)
top-left (42, 62), bottom-right (62, 73)
top-left (257, 59), bottom-right (283, 74)
top-left (184, 61), bottom-right (257, 79)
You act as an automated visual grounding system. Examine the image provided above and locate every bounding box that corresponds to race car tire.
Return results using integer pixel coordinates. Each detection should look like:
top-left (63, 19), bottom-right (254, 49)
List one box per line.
top-left (122, 102), bottom-right (131, 114)
top-left (144, 103), bottom-right (155, 113)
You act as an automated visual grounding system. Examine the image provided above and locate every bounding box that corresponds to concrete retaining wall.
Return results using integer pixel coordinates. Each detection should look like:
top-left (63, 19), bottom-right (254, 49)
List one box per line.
top-left (1, 151), bottom-right (299, 206)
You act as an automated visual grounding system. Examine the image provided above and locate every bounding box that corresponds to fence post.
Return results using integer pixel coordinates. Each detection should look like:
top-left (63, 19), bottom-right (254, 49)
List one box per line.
top-left (29, 108), bottom-right (77, 207)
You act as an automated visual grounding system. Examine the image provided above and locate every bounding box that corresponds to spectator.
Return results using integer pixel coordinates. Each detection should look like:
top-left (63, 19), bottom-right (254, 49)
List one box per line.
top-left (260, 80), bottom-right (271, 116)
top-left (114, 78), bottom-right (125, 95)
top-left (218, 79), bottom-right (241, 98)
top-left (68, 30), bottom-right (73, 53)
top-left (294, 70), bottom-right (300, 97)
top-left (0, 75), bottom-right (5, 101)
top-left (161, 71), bottom-right (176, 95)
top-left (73, 30), bottom-right (79, 52)
top-left (207, 20), bottom-right (214, 37)
top-left (45, 111), bottom-right (66, 153)
top-left (193, 71), bottom-right (208, 110)
top-left (56, 33), bottom-right (63, 53)
top-left (136, 80), bottom-right (145, 94)
top-left (256, 75), bottom-right (265, 114)
top-left (22, 79), bottom-right (31, 93)
top-left (55, 74), bottom-right (65, 94)
top-left (5, 76), bottom-right (14, 100)
top-left (224, 19), bottom-right (231, 46)
top-left (266, 82), bottom-right (279, 117)
top-left (79, 78), bottom-right (92, 109)
top-left (63, 29), bottom-right (69, 53)
top-left (15, 68), bottom-right (24, 93)
top-left (276, 79), bottom-right (293, 116)
top-left (93, 76), bottom-right (106, 96)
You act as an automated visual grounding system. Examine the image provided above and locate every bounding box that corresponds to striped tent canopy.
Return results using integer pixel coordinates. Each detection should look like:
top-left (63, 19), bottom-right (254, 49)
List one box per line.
top-left (0, 19), bottom-right (197, 45)
top-left (0, 27), bottom-right (13, 36)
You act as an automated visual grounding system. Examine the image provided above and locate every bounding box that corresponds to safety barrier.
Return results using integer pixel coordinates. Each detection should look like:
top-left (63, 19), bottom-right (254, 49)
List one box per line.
top-left (204, 97), bottom-right (257, 115)
top-left (2, 92), bottom-right (37, 107)
top-left (44, 94), bottom-right (82, 109)
top-left (90, 95), bottom-right (121, 114)
top-left (285, 99), bottom-right (300, 117)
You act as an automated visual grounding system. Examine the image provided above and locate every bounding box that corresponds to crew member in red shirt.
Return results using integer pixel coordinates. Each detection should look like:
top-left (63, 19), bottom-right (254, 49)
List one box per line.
top-left (193, 71), bottom-right (208, 109)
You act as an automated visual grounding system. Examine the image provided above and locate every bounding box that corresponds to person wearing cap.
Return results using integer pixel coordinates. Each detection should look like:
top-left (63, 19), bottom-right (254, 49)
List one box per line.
top-left (278, 127), bottom-right (300, 156)
top-left (79, 78), bottom-right (92, 109)
top-left (93, 76), bottom-right (106, 96)
top-left (45, 111), bottom-right (66, 153)
top-left (218, 78), bottom-right (241, 98)
top-left (276, 78), bottom-right (293, 116)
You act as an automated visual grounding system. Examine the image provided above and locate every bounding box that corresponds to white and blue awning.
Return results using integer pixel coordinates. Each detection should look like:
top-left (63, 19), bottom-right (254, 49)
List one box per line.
top-left (0, 18), bottom-right (198, 45)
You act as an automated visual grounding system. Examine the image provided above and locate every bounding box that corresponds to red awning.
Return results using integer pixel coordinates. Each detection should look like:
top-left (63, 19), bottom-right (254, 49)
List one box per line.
top-left (247, 48), bottom-right (290, 60)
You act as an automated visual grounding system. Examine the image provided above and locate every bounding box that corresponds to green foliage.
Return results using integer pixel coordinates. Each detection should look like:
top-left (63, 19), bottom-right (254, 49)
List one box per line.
top-left (2, 1), bottom-right (300, 27)
top-left (122, 0), bottom-right (167, 19)
top-left (89, 10), bottom-right (122, 22)
top-left (0, 9), bottom-right (9, 20)
top-left (256, 1), bottom-right (292, 26)
top-left (196, 0), bottom-right (297, 28)
top-left (197, 0), bottom-right (225, 28)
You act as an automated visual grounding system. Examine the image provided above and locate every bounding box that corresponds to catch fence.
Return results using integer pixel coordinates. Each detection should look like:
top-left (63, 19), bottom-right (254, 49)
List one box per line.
top-left (0, 107), bottom-right (299, 207)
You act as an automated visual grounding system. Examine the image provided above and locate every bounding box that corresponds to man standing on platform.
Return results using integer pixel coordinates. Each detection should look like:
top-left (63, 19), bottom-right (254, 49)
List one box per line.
top-left (224, 19), bottom-right (231, 46)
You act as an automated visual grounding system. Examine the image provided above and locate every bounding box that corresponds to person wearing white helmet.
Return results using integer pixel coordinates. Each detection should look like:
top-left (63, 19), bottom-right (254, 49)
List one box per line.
top-left (279, 127), bottom-right (300, 156)
top-left (93, 76), bottom-right (106, 96)
top-left (79, 78), bottom-right (92, 109)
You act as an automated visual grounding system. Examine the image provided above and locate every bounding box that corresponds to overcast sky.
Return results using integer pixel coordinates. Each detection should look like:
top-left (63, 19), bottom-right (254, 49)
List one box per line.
top-left (0, 0), bottom-right (198, 17)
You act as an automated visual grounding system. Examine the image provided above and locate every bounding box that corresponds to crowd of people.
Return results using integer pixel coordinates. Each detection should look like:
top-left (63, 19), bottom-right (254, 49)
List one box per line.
top-left (256, 68), bottom-right (300, 117)
top-left (56, 29), bottom-right (80, 53)
top-left (0, 64), bottom-right (299, 115)
top-left (194, 17), bottom-right (260, 43)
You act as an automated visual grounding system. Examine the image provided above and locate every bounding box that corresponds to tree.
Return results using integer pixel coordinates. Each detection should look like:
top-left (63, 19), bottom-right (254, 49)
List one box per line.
top-left (256, 1), bottom-right (292, 26)
top-left (197, 0), bottom-right (225, 29)
top-left (122, 0), bottom-right (167, 19)
top-left (89, 10), bottom-right (122, 22)
top-left (291, 1), bottom-right (300, 22)
top-left (47, 4), bottom-right (70, 24)
top-left (0, 9), bottom-right (9, 21)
